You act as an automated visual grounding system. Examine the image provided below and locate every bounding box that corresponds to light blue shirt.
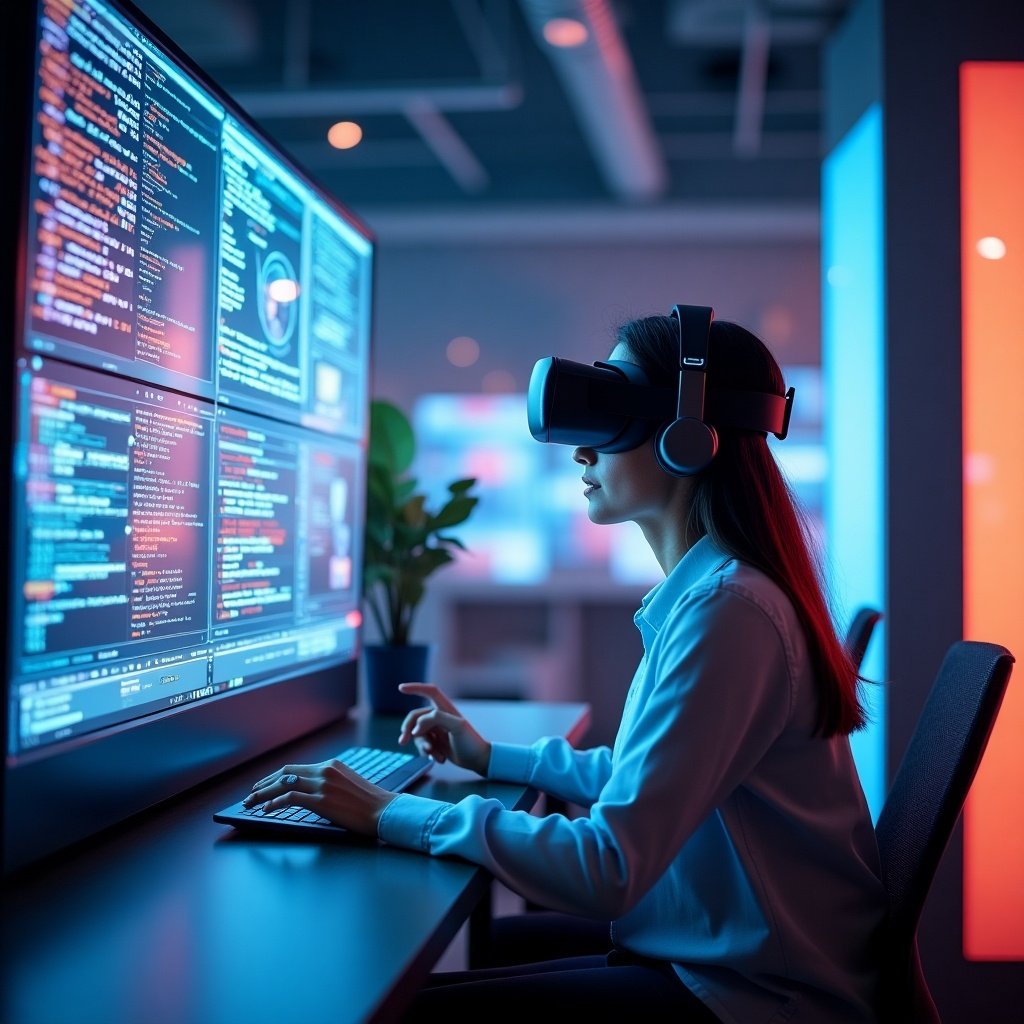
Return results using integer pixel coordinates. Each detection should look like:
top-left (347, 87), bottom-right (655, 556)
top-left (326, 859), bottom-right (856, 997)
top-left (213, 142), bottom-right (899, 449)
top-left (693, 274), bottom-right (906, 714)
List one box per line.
top-left (378, 536), bottom-right (886, 1022)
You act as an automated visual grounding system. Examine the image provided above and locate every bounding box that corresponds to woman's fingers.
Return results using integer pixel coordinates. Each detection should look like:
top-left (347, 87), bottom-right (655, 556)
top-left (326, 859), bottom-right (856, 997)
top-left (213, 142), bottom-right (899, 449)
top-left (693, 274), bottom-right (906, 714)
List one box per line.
top-left (245, 766), bottom-right (327, 806)
top-left (410, 708), bottom-right (464, 738)
top-left (252, 762), bottom-right (317, 791)
top-left (412, 731), bottom-right (448, 763)
top-left (402, 709), bottom-right (455, 762)
top-left (259, 788), bottom-right (322, 814)
top-left (397, 682), bottom-right (459, 714)
top-left (397, 705), bottom-right (434, 745)
top-left (245, 774), bottom-right (293, 807)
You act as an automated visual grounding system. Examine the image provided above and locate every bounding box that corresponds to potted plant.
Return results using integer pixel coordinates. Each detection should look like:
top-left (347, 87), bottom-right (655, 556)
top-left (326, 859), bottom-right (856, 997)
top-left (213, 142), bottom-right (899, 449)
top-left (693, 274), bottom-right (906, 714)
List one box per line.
top-left (361, 398), bottom-right (479, 714)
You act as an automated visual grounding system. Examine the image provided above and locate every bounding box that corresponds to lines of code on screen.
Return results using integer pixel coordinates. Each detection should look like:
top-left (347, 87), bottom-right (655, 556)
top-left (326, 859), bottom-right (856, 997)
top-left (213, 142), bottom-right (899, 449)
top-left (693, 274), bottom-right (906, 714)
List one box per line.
top-left (9, 0), bottom-right (372, 757)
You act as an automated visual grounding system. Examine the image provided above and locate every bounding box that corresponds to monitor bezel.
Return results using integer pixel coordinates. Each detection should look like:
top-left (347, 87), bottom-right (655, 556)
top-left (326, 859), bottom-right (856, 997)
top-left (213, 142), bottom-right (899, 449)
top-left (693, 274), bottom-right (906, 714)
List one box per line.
top-left (2, 0), bottom-right (375, 874)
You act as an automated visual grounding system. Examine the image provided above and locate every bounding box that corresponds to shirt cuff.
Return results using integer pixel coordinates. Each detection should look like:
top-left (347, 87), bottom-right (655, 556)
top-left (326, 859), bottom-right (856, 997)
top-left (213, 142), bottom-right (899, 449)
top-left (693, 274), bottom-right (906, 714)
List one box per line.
top-left (377, 792), bottom-right (449, 851)
top-left (487, 741), bottom-right (535, 783)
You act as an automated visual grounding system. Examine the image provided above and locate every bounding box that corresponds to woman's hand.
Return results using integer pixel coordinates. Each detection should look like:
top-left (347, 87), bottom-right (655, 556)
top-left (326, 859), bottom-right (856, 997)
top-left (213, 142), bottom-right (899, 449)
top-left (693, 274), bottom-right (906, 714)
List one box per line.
top-left (242, 759), bottom-right (396, 835)
top-left (397, 683), bottom-right (492, 777)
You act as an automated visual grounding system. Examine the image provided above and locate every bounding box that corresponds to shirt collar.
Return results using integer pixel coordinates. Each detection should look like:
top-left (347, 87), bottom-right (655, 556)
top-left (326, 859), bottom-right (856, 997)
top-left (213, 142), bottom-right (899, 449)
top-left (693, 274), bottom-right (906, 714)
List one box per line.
top-left (637, 535), bottom-right (733, 631)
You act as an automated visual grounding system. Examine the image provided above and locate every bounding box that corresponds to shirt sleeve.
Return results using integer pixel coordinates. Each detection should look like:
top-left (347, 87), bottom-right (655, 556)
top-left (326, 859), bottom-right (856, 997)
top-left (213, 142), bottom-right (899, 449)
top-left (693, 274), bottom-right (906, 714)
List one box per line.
top-left (488, 737), bottom-right (613, 807)
top-left (378, 582), bottom-right (792, 919)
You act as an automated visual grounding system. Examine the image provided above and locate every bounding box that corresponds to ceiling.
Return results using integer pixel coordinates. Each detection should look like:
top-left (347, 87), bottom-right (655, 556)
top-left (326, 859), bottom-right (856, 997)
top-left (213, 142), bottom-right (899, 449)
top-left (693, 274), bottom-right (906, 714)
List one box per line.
top-left (134, 0), bottom-right (851, 237)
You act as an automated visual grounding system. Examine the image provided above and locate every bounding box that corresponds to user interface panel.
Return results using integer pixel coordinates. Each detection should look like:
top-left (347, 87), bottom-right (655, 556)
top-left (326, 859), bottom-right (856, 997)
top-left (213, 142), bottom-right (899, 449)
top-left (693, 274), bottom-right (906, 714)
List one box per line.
top-left (9, 0), bottom-right (372, 758)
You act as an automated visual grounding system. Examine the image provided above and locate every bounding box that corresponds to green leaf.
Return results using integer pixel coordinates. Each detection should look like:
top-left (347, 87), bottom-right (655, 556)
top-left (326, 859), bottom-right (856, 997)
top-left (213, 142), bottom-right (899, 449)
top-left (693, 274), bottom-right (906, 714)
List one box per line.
top-left (363, 527), bottom-right (389, 556)
top-left (362, 400), bottom-right (480, 633)
top-left (366, 463), bottom-right (394, 508)
top-left (362, 565), bottom-right (395, 588)
top-left (401, 493), bottom-right (428, 528)
top-left (429, 495), bottom-right (479, 531)
top-left (436, 534), bottom-right (468, 551)
top-left (368, 400), bottom-right (415, 476)
top-left (408, 548), bottom-right (454, 577)
top-left (392, 520), bottom-right (426, 552)
top-left (394, 477), bottom-right (419, 505)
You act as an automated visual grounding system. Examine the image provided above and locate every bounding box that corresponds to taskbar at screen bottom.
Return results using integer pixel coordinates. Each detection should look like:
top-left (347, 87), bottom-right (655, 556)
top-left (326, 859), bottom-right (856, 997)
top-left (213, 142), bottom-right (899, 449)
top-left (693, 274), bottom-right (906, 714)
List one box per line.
top-left (10, 623), bottom-right (359, 759)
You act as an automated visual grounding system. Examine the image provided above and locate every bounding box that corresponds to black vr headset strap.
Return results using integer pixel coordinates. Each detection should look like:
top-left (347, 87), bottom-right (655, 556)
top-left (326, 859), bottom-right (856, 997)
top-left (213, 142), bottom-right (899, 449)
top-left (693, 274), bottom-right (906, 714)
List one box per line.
top-left (671, 304), bottom-right (714, 423)
top-left (706, 386), bottom-right (795, 440)
top-left (668, 304), bottom-right (795, 441)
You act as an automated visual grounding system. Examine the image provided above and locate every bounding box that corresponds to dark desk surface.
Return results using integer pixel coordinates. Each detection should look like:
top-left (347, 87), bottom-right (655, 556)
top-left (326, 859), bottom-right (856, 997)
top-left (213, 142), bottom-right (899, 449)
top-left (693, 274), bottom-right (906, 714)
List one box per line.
top-left (2, 699), bottom-right (590, 1024)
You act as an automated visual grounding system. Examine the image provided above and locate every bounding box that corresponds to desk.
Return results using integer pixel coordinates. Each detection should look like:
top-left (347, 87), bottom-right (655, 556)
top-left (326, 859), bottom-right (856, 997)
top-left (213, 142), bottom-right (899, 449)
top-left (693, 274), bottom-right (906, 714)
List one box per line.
top-left (2, 699), bottom-right (590, 1024)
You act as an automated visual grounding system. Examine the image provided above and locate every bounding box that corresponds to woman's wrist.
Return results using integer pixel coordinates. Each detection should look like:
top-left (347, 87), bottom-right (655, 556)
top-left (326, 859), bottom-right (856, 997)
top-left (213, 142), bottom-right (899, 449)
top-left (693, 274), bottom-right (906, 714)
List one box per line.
top-left (371, 790), bottom-right (399, 832)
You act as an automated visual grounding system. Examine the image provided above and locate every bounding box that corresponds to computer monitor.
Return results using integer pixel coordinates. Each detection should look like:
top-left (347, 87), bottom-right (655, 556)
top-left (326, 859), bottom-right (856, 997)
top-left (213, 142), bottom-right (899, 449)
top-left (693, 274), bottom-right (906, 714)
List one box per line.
top-left (2, 0), bottom-right (374, 872)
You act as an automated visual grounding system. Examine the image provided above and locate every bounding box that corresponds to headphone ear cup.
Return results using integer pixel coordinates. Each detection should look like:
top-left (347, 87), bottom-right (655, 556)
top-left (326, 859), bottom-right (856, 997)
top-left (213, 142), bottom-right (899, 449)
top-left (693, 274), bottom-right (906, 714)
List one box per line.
top-left (655, 417), bottom-right (719, 476)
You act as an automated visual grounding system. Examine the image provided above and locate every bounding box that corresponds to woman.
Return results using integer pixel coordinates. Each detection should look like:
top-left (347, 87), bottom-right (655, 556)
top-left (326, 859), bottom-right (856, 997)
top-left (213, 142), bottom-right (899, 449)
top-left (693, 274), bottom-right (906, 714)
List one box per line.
top-left (246, 313), bottom-right (887, 1021)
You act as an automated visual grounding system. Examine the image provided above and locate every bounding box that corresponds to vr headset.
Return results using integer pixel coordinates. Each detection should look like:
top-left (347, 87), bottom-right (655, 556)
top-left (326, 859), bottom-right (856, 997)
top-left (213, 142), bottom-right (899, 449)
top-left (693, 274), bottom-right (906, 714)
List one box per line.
top-left (527, 304), bottom-right (795, 476)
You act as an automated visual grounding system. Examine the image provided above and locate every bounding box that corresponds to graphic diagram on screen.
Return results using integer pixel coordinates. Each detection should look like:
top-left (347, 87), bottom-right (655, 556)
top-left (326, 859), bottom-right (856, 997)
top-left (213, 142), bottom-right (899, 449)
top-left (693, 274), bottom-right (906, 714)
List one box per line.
top-left (257, 250), bottom-right (300, 357)
top-left (306, 449), bottom-right (357, 601)
top-left (217, 123), bottom-right (304, 417)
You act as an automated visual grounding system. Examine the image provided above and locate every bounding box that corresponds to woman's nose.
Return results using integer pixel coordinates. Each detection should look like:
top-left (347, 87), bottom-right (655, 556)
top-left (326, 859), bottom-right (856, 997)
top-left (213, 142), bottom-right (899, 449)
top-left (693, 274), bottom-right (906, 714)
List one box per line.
top-left (572, 446), bottom-right (596, 466)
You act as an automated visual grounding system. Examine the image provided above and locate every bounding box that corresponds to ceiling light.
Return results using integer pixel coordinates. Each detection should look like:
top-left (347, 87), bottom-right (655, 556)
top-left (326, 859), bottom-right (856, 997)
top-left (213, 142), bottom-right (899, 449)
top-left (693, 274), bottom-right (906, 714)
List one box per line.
top-left (327, 121), bottom-right (363, 150)
top-left (976, 236), bottom-right (1007, 260)
top-left (542, 17), bottom-right (589, 48)
top-left (447, 336), bottom-right (480, 367)
top-left (482, 369), bottom-right (516, 393)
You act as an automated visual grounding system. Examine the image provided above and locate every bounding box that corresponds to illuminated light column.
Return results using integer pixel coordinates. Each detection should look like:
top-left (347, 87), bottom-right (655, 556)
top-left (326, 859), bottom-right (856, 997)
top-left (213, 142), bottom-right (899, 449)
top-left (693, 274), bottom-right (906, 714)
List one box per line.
top-left (960, 60), bottom-right (1024, 961)
top-left (822, 102), bottom-right (887, 821)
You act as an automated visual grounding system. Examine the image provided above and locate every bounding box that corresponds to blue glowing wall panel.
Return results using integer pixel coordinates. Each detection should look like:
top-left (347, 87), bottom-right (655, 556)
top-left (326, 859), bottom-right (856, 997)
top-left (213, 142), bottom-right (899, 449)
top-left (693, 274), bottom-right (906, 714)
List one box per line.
top-left (822, 102), bottom-right (887, 820)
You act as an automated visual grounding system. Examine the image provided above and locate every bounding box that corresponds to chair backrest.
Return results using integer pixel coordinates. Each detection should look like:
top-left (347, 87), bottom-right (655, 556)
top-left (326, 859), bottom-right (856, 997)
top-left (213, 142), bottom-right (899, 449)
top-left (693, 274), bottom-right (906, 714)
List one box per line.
top-left (845, 606), bottom-right (883, 672)
top-left (874, 640), bottom-right (1014, 1022)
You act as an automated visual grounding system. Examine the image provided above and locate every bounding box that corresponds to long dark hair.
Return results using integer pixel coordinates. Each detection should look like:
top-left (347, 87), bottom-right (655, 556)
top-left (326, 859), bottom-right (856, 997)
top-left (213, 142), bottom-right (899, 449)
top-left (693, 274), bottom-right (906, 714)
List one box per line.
top-left (618, 314), bottom-right (865, 737)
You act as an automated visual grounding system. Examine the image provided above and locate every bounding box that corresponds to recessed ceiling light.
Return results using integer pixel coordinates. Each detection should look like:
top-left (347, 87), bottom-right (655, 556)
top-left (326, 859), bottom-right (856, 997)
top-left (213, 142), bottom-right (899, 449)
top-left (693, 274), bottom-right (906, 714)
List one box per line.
top-left (327, 121), bottom-right (363, 150)
top-left (447, 336), bottom-right (480, 368)
top-left (542, 18), bottom-right (588, 48)
top-left (482, 369), bottom-right (516, 393)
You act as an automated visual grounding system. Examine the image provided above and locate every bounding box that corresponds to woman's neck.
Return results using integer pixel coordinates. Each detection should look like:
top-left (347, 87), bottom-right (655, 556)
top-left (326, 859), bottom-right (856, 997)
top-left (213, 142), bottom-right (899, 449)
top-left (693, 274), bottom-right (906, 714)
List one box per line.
top-left (637, 488), bottom-right (698, 576)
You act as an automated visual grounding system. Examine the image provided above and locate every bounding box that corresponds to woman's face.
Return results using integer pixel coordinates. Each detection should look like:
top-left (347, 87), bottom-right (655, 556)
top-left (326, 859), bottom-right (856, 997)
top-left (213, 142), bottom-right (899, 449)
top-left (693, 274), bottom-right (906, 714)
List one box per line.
top-left (571, 342), bottom-right (681, 529)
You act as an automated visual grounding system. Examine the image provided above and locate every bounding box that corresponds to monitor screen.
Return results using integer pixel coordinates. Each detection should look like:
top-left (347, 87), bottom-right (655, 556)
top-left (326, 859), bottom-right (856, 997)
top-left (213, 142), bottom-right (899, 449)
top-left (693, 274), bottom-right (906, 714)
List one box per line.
top-left (3, 0), bottom-right (373, 871)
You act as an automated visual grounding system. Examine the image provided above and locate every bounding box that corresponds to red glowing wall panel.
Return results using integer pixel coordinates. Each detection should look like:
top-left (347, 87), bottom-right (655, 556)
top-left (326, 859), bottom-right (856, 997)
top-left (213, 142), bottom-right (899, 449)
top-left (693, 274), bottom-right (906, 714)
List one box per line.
top-left (960, 60), bottom-right (1024, 961)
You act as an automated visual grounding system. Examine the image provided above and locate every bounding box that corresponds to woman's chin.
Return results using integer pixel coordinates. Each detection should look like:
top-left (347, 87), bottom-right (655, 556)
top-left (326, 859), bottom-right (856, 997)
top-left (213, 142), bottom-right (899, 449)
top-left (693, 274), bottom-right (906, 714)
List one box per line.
top-left (585, 500), bottom-right (618, 526)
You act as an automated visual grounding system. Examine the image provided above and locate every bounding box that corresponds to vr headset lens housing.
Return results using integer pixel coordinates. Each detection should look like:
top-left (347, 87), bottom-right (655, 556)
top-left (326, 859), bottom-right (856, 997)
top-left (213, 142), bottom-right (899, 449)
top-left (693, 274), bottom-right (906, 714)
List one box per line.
top-left (527, 357), bottom-right (674, 453)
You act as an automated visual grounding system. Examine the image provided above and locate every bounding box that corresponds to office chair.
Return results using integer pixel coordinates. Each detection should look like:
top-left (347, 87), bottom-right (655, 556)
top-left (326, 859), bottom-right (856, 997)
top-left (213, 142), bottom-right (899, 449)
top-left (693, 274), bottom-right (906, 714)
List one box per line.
top-left (846, 606), bottom-right (883, 672)
top-left (874, 640), bottom-right (1014, 1023)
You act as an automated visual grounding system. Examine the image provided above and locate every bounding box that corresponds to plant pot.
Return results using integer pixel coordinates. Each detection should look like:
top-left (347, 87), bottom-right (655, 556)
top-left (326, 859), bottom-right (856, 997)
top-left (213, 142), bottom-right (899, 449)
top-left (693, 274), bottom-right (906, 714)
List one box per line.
top-left (362, 643), bottom-right (431, 716)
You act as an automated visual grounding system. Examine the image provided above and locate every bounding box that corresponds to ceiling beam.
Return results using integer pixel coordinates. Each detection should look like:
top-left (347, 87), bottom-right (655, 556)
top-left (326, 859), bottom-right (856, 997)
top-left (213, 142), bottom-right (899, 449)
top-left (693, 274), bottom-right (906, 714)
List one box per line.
top-left (359, 201), bottom-right (819, 243)
top-left (404, 98), bottom-right (490, 193)
top-left (518, 0), bottom-right (668, 201)
top-left (233, 81), bottom-right (523, 118)
top-left (733, 1), bottom-right (772, 156)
